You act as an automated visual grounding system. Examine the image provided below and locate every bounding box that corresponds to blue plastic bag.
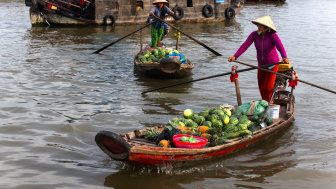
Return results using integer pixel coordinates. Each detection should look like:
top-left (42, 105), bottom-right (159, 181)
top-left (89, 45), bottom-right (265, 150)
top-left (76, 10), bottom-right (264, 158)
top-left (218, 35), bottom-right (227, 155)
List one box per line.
top-left (166, 52), bottom-right (187, 64)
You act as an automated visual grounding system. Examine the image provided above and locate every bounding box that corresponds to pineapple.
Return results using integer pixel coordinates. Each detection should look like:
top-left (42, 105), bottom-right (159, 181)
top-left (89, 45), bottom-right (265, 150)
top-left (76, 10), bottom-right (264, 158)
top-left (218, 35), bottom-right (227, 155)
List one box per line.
top-left (198, 126), bottom-right (210, 134)
top-left (144, 128), bottom-right (161, 141)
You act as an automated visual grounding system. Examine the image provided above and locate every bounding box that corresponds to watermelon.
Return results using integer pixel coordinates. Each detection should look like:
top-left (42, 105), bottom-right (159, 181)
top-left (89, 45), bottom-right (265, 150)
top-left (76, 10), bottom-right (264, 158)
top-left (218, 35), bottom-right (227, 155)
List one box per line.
top-left (193, 116), bottom-right (205, 126)
top-left (246, 120), bottom-right (252, 128)
top-left (183, 109), bottom-right (194, 119)
top-left (214, 109), bottom-right (225, 117)
top-left (221, 114), bottom-right (230, 125)
top-left (140, 56), bottom-right (147, 63)
top-left (249, 123), bottom-right (262, 133)
top-left (202, 121), bottom-right (212, 127)
top-left (239, 115), bottom-right (248, 124)
top-left (209, 107), bottom-right (221, 115)
top-left (229, 117), bottom-right (239, 125)
top-left (212, 120), bottom-right (223, 131)
top-left (185, 119), bottom-right (194, 126)
top-left (207, 128), bottom-right (217, 135)
top-left (264, 116), bottom-right (273, 126)
top-left (223, 124), bottom-right (238, 134)
top-left (143, 53), bottom-right (150, 58)
top-left (208, 114), bottom-right (219, 124)
top-left (250, 115), bottom-right (259, 122)
top-left (188, 122), bottom-right (199, 129)
top-left (224, 109), bottom-right (231, 117)
top-left (198, 110), bottom-right (209, 119)
top-left (233, 110), bottom-right (242, 116)
top-left (237, 123), bottom-right (248, 131)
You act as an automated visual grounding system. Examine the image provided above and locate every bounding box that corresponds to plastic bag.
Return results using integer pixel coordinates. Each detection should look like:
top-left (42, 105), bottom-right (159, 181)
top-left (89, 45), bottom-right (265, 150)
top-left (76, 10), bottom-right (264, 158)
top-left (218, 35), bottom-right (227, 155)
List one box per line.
top-left (236, 100), bottom-right (269, 117)
top-left (166, 52), bottom-right (187, 64)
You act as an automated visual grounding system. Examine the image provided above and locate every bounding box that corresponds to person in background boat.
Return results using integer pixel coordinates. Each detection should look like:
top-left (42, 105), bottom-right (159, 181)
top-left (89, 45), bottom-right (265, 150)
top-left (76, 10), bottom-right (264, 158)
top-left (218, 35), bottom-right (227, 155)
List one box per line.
top-left (228, 15), bottom-right (290, 103)
top-left (147, 18), bottom-right (169, 41)
top-left (149, 0), bottom-right (174, 48)
top-left (161, 23), bottom-right (169, 40)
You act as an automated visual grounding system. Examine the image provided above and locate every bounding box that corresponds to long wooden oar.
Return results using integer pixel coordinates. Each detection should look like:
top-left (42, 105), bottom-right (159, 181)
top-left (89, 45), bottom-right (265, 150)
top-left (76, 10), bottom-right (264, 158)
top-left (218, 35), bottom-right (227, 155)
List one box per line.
top-left (93, 15), bottom-right (169, 54)
top-left (141, 62), bottom-right (282, 94)
top-left (151, 15), bottom-right (222, 56)
top-left (234, 60), bottom-right (336, 95)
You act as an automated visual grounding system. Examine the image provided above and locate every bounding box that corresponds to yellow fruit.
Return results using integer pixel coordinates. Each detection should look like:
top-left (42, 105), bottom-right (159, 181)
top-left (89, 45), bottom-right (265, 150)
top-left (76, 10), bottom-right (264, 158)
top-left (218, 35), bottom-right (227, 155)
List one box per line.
top-left (223, 115), bottom-right (230, 124)
top-left (178, 122), bottom-right (185, 127)
top-left (198, 126), bottom-right (210, 134)
top-left (176, 126), bottom-right (190, 131)
top-left (158, 140), bottom-right (170, 148)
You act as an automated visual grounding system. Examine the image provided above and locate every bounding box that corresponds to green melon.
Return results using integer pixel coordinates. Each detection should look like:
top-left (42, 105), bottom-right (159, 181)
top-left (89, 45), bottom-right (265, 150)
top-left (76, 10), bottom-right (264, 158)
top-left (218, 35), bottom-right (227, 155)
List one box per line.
top-left (239, 115), bottom-right (248, 124)
top-left (193, 116), bottom-right (205, 126)
top-left (221, 114), bottom-right (230, 125)
top-left (202, 121), bottom-right (212, 127)
top-left (233, 110), bottom-right (242, 116)
top-left (209, 107), bottom-right (221, 115)
top-left (237, 123), bottom-right (248, 131)
top-left (214, 109), bottom-right (225, 117)
top-left (208, 114), bottom-right (219, 124)
top-left (249, 115), bottom-right (259, 122)
top-left (224, 109), bottom-right (232, 117)
top-left (198, 110), bottom-right (209, 119)
top-left (212, 120), bottom-right (223, 131)
top-left (183, 109), bottom-right (194, 119)
top-left (229, 117), bottom-right (239, 125)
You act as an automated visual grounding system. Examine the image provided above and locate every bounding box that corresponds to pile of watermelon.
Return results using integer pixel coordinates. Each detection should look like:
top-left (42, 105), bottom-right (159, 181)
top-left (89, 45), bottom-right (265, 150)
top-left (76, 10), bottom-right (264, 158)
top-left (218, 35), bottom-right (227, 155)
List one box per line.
top-left (139, 47), bottom-right (179, 64)
top-left (164, 105), bottom-right (274, 147)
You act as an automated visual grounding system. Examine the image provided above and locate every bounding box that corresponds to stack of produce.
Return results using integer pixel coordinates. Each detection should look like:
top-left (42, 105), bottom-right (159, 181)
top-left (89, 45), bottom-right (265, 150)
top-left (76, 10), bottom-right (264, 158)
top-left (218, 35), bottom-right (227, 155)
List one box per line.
top-left (144, 105), bottom-right (274, 148)
top-left (139, 47), bottom-right (179, 64)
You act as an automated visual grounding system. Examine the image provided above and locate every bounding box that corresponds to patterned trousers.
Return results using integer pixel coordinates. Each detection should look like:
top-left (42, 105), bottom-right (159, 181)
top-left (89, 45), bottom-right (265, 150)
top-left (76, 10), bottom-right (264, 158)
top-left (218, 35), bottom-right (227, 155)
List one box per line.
top-left (150, 25), bottom-right (164, 47)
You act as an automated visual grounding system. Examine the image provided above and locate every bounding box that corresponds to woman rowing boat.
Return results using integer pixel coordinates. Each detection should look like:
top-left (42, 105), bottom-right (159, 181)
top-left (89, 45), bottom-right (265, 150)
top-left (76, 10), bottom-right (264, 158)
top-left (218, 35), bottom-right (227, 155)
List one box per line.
top-left (149, 0), bottom-right (174, 47)
top-left (228, 15), bottom-right (290, 103)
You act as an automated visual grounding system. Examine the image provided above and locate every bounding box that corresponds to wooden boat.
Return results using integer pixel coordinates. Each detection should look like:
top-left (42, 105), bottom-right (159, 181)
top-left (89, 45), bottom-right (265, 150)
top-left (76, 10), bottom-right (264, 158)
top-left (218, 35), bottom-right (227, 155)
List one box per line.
top-left (134, 46), bottom-right (194, 79)
top-left (95, 101), bottom-right (294, 165)
top-left (25, 0), bottom-right (244, 26)
top-left (96, 96), bottom-right (295, 166)
top-left (95, 64), bottom-right (296, 165)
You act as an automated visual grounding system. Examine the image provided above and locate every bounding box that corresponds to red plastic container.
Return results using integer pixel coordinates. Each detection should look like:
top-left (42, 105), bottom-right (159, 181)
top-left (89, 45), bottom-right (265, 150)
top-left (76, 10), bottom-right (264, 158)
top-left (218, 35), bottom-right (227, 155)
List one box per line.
top-left (173, 134), bottom-right (208, 149)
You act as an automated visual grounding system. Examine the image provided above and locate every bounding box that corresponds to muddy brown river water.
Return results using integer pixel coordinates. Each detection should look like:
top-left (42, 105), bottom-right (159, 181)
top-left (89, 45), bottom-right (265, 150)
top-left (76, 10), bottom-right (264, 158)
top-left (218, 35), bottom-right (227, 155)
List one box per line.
top-left (0, 0), bottom-right (335, 188)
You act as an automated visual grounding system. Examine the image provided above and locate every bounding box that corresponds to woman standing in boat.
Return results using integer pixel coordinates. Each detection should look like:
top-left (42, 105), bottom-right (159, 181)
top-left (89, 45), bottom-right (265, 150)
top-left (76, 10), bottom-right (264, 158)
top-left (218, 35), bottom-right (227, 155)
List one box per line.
top-left (228, 15), bottom-right (290, 103)
top-left (149, 0), bottom-right (174, 47)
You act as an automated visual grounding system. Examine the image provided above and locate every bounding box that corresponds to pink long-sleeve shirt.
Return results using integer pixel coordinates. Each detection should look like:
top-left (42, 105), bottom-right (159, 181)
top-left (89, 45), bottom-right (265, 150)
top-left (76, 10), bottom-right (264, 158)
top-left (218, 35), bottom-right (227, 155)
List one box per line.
top-left (234, 31), bottom-right (287, 67)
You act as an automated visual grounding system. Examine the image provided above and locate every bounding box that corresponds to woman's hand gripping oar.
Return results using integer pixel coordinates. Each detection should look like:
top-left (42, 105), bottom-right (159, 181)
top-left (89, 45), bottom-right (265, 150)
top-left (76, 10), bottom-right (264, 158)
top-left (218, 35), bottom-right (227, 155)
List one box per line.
top-left (233, 60), bottom-right (336, 95)
top-left (151, 15), bottom-right (222, 56)
top-left (93, 15), bottom-right (170, 54)
top-left (141, 62), bottom-right (283, 94)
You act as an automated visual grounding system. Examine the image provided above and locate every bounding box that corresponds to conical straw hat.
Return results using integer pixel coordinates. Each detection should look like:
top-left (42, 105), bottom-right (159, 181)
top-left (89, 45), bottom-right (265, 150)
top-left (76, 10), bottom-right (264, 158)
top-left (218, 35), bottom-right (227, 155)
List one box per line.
top-left (153, 0), bottom-right (168, 4)
top-left (252, 15), bottom-right (277, 32)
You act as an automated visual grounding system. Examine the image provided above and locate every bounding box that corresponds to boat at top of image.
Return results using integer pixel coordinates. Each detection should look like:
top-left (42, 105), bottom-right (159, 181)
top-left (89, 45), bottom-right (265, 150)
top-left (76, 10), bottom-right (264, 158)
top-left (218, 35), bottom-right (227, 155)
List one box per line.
top-left (95, 63), bottom-right (296, 166)
top-left (134, 42), bottom-right (194, 79)
top-left (25, 0), bottom-right (244, 26)
top-left (245, 0), bottom-right (285, 2)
